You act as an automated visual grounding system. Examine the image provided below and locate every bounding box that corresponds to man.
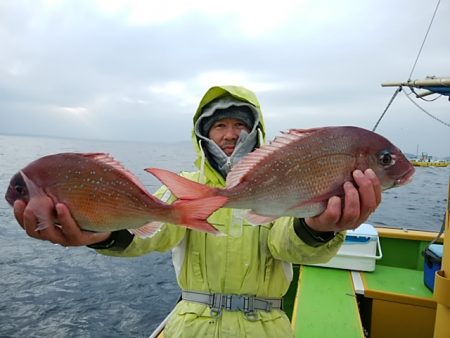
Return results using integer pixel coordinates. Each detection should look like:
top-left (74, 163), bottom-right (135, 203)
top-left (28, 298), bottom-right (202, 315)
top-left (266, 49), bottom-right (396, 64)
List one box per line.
top-left (14, 85), bottom-right (381, 337)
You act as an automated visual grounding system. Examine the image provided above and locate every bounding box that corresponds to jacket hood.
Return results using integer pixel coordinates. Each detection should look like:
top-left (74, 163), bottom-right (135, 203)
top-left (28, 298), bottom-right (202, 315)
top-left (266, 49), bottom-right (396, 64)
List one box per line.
top-left (191, 85), bottom-right (267, 185)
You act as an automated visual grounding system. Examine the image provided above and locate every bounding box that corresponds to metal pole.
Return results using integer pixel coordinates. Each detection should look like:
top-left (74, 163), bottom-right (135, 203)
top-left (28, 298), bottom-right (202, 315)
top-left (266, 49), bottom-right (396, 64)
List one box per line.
top-left (381, 77), bottom-right (450, 88)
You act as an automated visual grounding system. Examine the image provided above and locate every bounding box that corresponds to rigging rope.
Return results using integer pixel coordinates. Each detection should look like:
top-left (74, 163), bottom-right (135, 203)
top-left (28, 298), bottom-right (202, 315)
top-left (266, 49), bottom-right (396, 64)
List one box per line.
top-left (403, 89), bottom-right (450, 128)
top-left (372, 87), bottom-right (401, 132)
top-left (410, 86), bottom-right (442, 102)
top-left (373, 0), bottom-right (444, 131)
top-left (408, 0), bottom-right (441, 81)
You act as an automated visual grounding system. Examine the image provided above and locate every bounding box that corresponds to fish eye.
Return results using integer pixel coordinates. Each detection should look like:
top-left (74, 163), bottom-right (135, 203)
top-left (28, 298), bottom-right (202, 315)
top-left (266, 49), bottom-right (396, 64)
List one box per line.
top-left (378, 151), bottom-right (394, 166)
top-left (15, 185), bottom-right (26, 195)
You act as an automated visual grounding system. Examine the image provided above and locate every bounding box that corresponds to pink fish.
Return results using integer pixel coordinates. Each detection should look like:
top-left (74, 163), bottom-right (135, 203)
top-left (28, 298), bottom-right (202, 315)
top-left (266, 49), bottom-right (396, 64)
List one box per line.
top-left (5, 153), bottom-right (227, 236)
top-left (147, 126), bottom-right (415, 224)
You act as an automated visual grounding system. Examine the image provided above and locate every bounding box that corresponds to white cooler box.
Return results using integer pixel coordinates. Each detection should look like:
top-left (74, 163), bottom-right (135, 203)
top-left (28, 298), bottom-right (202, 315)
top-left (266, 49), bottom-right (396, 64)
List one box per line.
top-left (311, 223), bottom-right (382, 272)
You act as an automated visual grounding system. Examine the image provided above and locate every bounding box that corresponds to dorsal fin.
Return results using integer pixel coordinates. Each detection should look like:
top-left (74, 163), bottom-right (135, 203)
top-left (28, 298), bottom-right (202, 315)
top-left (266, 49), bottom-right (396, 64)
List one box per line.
top-left (226, 128), bottom-right (324, 188)
top-left (286, 127), bottom-right (325, 137)
top-left (81, 153), bottom-right (152, 197)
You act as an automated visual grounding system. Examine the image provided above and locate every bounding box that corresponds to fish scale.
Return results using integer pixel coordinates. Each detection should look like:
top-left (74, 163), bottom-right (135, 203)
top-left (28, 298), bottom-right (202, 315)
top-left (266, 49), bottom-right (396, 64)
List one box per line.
top-left (225, 137), bottom-right (355, 210)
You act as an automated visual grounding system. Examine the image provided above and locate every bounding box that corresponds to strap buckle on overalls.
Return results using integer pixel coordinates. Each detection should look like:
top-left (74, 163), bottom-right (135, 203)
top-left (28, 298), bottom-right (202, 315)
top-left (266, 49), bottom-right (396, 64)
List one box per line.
top-left (181, 291), bottom-right (282, 320)
top-left (210, 294), bottom-right (258, 320)
top-left (209, 293), bottom-right (223, 319)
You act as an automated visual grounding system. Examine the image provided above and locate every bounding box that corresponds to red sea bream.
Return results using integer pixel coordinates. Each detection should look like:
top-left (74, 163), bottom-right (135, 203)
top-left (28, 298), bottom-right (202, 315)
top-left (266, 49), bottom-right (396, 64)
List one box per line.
top-left (147, 126), bottom-right (415, 224)
top-left (5, 153), bottom-right (227, 236)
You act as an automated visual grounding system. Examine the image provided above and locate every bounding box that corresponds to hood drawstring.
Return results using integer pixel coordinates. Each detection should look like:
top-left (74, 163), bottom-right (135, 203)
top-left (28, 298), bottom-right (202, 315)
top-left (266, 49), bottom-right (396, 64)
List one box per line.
top-left (198, 139), bottom-right (206, 184)
top-left (258, 128), bottom-right (265, 147)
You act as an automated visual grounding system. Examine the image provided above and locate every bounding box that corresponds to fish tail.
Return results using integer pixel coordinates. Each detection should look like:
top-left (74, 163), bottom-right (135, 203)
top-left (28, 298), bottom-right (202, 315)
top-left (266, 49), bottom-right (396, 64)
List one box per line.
top-left (145, 168), bottom-right (217, 199)
top-left (173, 196), bottom-right (228, 235)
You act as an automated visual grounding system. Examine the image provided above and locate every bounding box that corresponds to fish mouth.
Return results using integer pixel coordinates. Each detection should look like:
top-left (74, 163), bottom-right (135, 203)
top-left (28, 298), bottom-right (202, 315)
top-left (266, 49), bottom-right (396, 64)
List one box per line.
top-left (4, 186), bottom-right (14, 206)
top-left (5, 193), bottom-right (13, 206)
top-left (393, 166), bottom-right (416, 187)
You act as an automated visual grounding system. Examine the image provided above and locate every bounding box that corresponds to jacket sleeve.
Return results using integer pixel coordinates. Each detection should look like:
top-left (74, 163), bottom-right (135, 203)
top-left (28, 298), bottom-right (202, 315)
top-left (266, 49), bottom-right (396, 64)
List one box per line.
top-left (95, 185), bottom-right (187, 257)
top-left (267, 217), bottom-right (345, 264)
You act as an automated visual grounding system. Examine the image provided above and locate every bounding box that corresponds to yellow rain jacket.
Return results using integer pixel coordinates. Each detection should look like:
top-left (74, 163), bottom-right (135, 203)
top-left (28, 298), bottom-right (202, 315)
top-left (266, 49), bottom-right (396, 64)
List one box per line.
top-left (100, 86), bottom-right (345, 337)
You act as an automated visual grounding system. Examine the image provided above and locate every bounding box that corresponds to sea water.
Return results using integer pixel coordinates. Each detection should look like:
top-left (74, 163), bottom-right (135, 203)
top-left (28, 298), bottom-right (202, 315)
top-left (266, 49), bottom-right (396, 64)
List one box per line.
top-left (0, 134), bottom-right (448, 337)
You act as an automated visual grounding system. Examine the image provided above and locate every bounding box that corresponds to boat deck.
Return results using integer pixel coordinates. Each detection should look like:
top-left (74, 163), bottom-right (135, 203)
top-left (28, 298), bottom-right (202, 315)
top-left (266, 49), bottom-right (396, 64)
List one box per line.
top-left (293, 266), bottom-right (364, 337)
top-left (362, 265), bottom-right (433, 302)
top-left (361, 265), bottom-right (435, 338)
top-left (290, 227), bottom-right (440, 338)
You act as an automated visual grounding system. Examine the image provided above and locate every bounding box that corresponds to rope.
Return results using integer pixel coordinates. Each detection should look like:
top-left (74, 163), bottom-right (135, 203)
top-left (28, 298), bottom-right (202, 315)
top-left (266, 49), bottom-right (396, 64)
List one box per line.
top-left (374, 0), bottom-right (443, 131)
top-left (410, 87), bottom-right (442, 102)
top-left (408, 0), bottom-right (441, 81)
top-left (372, 87), bottom-right (402, 131)
top-left (403, 89), bottom-right (450, 128)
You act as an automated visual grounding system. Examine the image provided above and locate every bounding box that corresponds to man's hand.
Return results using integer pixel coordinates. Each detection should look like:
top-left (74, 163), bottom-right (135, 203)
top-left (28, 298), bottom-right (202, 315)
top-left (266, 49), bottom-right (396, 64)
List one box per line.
top-left (305, 169), bottom-right (382, 233)
top-left (14, 200), bottom-right (111, 247)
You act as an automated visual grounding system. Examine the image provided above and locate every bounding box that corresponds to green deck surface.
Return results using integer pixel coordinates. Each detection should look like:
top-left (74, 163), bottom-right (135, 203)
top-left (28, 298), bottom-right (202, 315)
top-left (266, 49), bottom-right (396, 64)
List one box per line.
top-left (377, 237), bottom-right (429, 270)
top-left (294, 266), bottom-right (364, 338)
top-left (363, 265), bottom-right (433, 299)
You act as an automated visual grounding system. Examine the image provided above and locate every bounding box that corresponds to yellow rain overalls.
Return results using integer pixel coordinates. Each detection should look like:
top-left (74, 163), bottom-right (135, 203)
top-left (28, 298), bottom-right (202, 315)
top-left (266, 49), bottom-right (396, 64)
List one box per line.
top-left (99, 85), bottom-right (345, 337)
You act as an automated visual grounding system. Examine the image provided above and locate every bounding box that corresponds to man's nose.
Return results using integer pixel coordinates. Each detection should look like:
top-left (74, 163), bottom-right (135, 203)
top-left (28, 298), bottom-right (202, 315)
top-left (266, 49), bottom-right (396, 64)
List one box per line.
top-left (224, 126), bottom-right (240, 140)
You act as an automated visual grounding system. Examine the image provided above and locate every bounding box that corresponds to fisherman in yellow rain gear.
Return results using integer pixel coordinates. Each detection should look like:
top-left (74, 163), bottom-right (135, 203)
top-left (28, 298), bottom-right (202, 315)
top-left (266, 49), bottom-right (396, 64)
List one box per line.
top-left (14, 85), bottom-right (382, 337)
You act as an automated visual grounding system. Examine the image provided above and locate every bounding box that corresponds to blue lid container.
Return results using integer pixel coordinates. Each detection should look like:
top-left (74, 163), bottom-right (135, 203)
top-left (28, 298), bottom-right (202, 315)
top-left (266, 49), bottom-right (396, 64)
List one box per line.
top-left (423, 244), bottom-right (443, 292)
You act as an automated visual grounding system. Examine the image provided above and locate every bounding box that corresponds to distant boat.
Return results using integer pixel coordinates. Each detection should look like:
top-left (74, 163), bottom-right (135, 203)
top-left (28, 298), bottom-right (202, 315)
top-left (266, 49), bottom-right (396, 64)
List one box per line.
top-left (409, 152), bottom-right (449, 167)
top-left (410, 159), bottom-right (449, 167)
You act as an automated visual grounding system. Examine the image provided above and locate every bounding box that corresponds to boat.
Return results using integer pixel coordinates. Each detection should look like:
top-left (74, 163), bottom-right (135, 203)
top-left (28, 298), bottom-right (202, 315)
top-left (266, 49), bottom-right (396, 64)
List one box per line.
top-left (410, 160), bottom-right (449, 168)
top-left (289, 213), bottom-right (449, 338)
top-left (284, 73), bottom-right (450, 336)
top-left (150, 182), bottom-right (449, 338)
top-left (410, 153), bottom-right (449, 167)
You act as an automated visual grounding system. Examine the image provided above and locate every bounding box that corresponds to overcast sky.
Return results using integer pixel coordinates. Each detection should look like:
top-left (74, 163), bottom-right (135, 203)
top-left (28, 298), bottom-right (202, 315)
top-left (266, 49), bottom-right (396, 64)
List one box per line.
top-left (1, 0), bottom-right (449, 157)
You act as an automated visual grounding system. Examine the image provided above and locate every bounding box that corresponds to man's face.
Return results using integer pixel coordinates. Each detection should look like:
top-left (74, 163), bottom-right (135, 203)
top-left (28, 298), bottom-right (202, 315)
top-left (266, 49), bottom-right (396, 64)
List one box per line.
top-left (208, 118), bottom-right (250, 156)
